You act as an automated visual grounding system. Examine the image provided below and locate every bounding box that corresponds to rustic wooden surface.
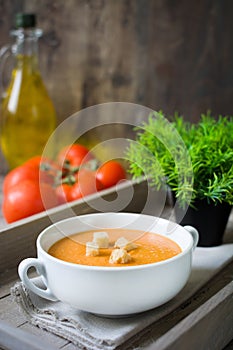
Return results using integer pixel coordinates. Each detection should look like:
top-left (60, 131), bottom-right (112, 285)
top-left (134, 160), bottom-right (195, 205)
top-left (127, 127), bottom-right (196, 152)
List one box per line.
top-left (0, 0), bottom-right (232, 123)
top-left (146, 280), bottom-right (233, 350)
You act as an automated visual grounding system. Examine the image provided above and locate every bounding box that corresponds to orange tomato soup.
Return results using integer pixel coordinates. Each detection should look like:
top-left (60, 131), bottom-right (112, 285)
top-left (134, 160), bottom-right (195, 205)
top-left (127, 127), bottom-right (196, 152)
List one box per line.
top-left (48, 229), bottom-right (182, 267)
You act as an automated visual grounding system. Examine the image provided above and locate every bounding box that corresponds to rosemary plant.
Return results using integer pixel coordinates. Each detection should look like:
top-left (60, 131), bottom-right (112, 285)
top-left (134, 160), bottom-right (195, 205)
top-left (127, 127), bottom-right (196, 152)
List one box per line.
top-left (127, 111), bottom-right (233, 208)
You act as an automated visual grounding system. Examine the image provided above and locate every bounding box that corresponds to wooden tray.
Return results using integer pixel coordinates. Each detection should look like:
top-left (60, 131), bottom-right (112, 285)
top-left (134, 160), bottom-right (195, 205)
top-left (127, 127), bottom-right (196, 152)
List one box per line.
top-left (0, 176), bottom-right (232, 350)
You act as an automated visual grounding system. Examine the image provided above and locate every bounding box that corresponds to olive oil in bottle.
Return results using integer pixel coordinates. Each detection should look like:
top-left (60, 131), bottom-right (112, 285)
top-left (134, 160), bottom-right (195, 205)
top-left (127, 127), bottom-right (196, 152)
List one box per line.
top-left (0, 13), bottom-right (57, 169)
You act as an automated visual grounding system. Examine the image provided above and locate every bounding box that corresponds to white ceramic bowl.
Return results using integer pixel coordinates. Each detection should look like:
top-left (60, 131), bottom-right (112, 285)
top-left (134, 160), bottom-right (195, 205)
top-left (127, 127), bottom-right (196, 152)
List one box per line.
top-left (18, 212), bottom-right (198, 316)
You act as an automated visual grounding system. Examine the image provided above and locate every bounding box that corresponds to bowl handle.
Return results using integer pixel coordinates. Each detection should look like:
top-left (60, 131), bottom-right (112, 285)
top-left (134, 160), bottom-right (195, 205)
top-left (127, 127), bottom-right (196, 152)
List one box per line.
top-left (183, 225), bottom-right (199, 250)
top-left (18, 258), bottom-right (58, 301)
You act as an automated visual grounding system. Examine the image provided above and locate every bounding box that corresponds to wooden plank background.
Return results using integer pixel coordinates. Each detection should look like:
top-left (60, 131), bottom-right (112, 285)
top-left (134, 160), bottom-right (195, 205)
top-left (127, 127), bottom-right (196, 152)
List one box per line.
top-left (0, 0), bottom-right (233, 173)
top-left (1, 0), bottom-right (233, 122)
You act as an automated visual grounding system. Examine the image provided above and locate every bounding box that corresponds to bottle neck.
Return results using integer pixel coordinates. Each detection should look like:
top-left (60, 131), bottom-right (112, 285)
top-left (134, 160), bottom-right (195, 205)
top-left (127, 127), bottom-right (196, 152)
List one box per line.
top-left (10, 28), bottom-right (42, 60)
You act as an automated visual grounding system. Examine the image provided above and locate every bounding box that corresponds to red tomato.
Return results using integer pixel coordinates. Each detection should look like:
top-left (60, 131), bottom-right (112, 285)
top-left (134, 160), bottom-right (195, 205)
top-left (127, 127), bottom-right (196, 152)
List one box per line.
top-left (2, 180), bottom-right (58, 223)
top-left (55, 169), bottom-right (103, 204)
top-left (24, 155), bottom-right (51, 169)
top-left (57, 144), bottom-right (93, 167)
top-left (55, 184), bottom-right (74, 204)
top-left (3, 164), bottom-right (39, 194)
top-left (25, 156), bottom-right (60, 185)
top-left (3, 156), bottom-right (60, 194)
top-left (96, 161), bottom-right (126, 189)
top-left (72, 169), bottom-right (103, 200)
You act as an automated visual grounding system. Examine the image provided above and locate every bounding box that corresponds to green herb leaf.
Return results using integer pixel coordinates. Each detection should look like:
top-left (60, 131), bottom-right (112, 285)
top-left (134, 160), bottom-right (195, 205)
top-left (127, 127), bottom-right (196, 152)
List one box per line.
top-left (126, 111), bottom-right (233, 207)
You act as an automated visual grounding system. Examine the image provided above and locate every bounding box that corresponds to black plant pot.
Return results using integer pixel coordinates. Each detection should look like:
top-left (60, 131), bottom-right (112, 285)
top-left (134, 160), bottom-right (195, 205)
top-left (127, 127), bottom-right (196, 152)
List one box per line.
top-left (174, 198), bottom-right (232, 247)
